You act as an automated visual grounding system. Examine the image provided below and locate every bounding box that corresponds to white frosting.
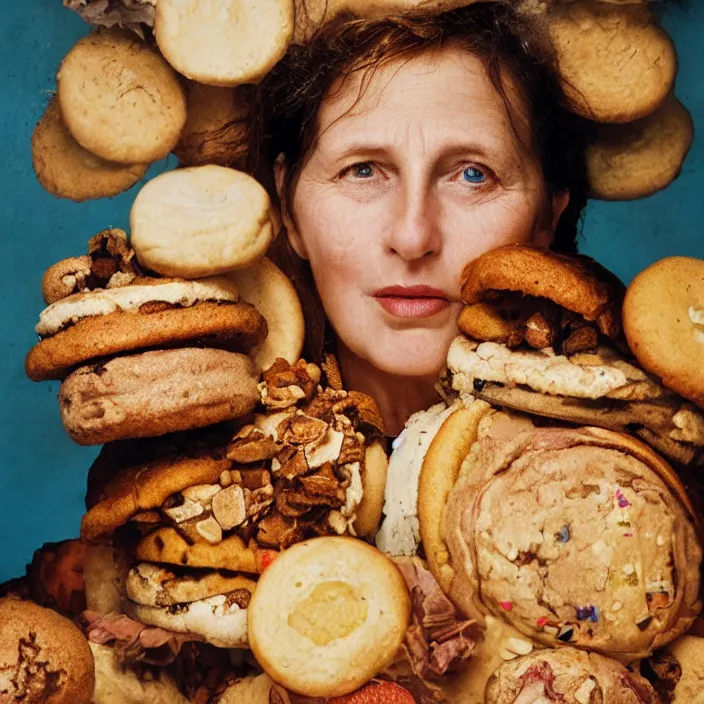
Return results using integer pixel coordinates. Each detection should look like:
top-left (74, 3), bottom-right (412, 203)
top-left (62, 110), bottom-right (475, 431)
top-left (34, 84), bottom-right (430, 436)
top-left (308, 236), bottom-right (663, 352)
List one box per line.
top-left (375, 402), bottom-right (458, 557)
top-left (448, 337), bottom-right (629, 399)
top-left (36, 276), bottom-right (239, 336)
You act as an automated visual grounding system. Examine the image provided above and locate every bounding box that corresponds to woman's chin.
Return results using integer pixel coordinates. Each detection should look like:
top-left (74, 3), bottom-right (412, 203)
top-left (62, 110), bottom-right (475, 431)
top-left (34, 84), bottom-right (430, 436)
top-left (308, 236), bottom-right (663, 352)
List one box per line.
top-left (367, 338), bottom-right (451, 379)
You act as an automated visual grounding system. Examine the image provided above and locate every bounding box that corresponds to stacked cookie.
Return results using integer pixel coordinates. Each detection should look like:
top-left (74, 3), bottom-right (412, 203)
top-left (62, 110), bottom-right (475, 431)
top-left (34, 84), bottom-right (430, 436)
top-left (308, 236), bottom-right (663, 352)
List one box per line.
top-left (378, 246), bottom-right (704, 702)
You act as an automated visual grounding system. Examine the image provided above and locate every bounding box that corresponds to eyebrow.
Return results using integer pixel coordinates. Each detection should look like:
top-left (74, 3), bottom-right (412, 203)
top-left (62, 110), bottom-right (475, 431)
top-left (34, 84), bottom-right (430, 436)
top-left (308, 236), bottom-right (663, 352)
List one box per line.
top-left (318, 139), bottom-right (501, 163)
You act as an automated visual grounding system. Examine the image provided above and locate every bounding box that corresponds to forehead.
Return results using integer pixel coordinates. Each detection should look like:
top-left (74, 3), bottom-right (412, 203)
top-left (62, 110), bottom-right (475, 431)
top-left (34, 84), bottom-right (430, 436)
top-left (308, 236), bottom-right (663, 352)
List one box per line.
top-left (313, 45), bottom-right (531, 153)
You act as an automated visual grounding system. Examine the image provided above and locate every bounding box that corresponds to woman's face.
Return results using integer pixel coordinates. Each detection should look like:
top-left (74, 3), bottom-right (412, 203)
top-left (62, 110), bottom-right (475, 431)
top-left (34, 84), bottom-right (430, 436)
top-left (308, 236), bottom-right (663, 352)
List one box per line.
top-left (283, 45), bottom-right (568, 378)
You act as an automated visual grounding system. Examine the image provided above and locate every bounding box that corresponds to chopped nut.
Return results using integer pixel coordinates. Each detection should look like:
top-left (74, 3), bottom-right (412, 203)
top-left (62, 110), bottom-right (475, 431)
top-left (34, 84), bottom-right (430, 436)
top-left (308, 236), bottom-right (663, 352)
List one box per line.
top-left (212, 485), bottom-right (247, 531)
top-left (305, 428), bottom-right (344, 469)
top-left (162, 496), bottom-right (204, 524)
top-left (239, 469), bottom-right (271, 490)
top-left (227, 425), bottom-right (281, 462)
top-left (328, 510), bottom-right (347, 535)
top-left (523, 311), bottom-right (557, 349)
top-left (279, 449), bottom-right (310, 480)
top-left (279, 413), bottom-right (328, 445)
top-left (196, 516), bottom-right (223, 544)
top-left (254, 411), bottom-right (294, 441)
top-left (219, 470), bottom-right (233, 487)
top-left (244, 484), bottom-right (275, 521)
top-left (181, 484), bottom-right (221, 506)
top-left (230, 470), bottom-right (243, 484)
top-left (498, 648), bottom-right (519, 661)
top-left (256, 512), bottom-right (298, 548)
top-left (562, 325), bottom-right (599, 355)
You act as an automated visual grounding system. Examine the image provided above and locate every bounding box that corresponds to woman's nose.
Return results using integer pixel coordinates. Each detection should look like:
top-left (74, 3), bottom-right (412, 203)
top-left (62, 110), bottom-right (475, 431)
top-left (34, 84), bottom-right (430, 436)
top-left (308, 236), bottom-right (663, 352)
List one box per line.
top-left (385, 181), bottom-right (442, 262)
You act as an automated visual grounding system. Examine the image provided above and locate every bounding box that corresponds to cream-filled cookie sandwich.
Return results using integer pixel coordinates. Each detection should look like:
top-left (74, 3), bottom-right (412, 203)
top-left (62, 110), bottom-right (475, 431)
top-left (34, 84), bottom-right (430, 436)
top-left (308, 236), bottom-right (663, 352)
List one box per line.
top-left (446, 244), bottom-right (704, 465)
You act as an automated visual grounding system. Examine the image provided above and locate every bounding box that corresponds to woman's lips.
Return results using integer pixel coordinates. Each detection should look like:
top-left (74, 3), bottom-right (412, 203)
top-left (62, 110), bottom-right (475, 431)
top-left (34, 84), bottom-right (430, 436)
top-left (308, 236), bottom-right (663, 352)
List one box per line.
top-left (374, 285), bottom-right (452, 319)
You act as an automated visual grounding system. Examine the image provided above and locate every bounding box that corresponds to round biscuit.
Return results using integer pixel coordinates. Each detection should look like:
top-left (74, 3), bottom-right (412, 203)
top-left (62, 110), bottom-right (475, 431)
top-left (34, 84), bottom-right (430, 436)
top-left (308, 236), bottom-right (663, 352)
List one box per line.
top-left (248, 536), bottom-right (410, 698)
top-left (31, 99), bottom-right (148, 202)
top-left (623, 257), bottom-right (704, 409)
top-left (155, 0), bottom-right (294, 86)
top-left (26, 300), bottom-right (266, 381)
top-left (130, 166), bottom-right (276, 279)
top-left (587, 96), bottom-right (694, 200)
top-left (57, 29), bottom-right (186, 164)
top-left (227, 257), bottom-right (304, 372)
top-left (417, 400), bottom-right (492, 593)
top-left (0, 597), bottom-right (95, 704)
top-left (58, 348), bottom-right (259, 445)
top-left (548, 1), bottom-right (676, 123)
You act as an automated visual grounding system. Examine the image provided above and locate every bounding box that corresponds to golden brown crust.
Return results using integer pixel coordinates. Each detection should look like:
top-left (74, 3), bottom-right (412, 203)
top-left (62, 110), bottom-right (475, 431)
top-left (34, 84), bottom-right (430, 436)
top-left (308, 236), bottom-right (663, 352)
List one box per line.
top-left (135, 528), bottom-right (259, 574)
top-left (353, 440), bottom-right (389, 538)
top-left (26, 301), bottom-right (266, 381)
top-left (548, 1), bottom-right (676, 123)
top-left (417, 400), bottom-right (493, 594)
top-left (460, 245), bottom-right (625, 339)
top-left (82, 454), bottom-right (231, 542)
top-left (0, 597), bottom-right (95, 704)
top-left (623, 256), bottom-right (704, 409)
top-left (31, 98), bottom-right (148, 202)
top-left (587, 95), bottom-right (694, 201)
top-left (57, 29), bottom-right (186, 164)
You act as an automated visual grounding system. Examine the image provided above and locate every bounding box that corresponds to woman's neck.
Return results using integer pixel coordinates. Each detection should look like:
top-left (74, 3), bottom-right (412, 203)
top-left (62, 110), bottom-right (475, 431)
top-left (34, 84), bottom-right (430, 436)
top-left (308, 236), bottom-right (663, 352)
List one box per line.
top-left (336, 340), bottom-right (441, 437)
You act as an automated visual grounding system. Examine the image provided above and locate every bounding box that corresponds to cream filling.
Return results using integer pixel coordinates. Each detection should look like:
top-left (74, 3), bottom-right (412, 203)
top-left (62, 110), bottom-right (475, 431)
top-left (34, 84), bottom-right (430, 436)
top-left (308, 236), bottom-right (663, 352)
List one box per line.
top-left (36, 276), bottom-right (239, 336)
top-left (448, 337), bottom-right (629, 400)
top-left (375, 402), bottom-right (458, 557)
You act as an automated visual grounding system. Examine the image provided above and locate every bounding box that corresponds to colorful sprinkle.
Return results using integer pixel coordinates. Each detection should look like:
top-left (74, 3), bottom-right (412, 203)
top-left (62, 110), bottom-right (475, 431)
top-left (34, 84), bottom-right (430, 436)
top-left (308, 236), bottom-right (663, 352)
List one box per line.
top-left (575, 605), bottom-right (599, 622)
top-left (259, 550), bottom-right (277, 571)
top-left (623, 532), bottom-right (634, 537)
top-left (536, 616), bottom-right (548, 627)
top-left (500, 601), bottom-right (514, 611)
top-left (556, 526), bottom-right (570, 543)
top-left (616, 488), bottom-right (631, 509)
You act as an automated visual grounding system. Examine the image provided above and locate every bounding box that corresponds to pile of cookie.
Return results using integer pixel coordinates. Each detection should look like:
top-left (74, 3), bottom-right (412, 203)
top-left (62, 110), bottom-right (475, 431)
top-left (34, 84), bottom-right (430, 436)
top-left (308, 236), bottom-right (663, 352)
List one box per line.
top-left (46, 0), bottom-right (692, 205)
top-left (4, 162), bottom-right (420, 702)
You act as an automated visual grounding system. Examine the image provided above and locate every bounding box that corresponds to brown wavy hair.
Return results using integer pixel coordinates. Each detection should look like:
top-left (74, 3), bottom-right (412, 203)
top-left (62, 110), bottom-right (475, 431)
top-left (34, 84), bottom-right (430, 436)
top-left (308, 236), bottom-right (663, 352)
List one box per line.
top-left (247, 1), bottom-right (590, 363)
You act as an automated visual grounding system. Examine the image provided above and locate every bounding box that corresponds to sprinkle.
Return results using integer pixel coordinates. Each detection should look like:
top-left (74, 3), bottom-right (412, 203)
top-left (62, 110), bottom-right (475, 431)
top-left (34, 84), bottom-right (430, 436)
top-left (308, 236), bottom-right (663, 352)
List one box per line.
top-left (623, 532), bottom-right (634, 537)
top-left (259, 550), bottom-right (277, 571)
top-left (656, 536), bottom-right (665, 547)
top-left (536, 616), bottom-right (548, 628)
top-left (612, 601), bottom-right (623, 612)
top-left (616, 488), bottom-right (631, 509)
top-left (576, 605), bottom-right (599, 622)
top-left (500, 601), bottom-right (514, 611)
top-left (623, 563), bottom-right (635, 576)
top-left (556, 526), bottom-right (570, 543)
top-left (557, 626), bottom-right (574, 642)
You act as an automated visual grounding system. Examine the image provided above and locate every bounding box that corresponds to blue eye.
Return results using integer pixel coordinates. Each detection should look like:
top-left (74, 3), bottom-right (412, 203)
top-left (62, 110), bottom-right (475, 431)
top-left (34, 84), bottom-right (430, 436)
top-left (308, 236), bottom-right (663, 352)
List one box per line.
top-left (462, 166), bottom-right (486, 183)
top-left (353, 163), bottom-right (373, 178)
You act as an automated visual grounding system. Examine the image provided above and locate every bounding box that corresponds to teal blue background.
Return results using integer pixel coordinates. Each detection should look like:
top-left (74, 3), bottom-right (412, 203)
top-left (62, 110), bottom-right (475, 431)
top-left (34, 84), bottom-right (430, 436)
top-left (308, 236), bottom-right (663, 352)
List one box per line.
top-left (0, 2), bottom-right (702, 582)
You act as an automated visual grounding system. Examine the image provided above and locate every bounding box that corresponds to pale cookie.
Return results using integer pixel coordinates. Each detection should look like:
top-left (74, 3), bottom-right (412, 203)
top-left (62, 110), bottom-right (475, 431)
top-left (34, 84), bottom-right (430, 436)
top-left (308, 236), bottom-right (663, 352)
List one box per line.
top-left (130, 165), bottom-right (276, 278)
top-left (227, 257), bottom-right (304, 371)
top-left (32, 99), bottom-right (147, 202)
top-left (623, 256), bottom-right (704, 409)
top-left (587, 96), bottom-right (694, 200)
top-left (548, 1), bottom-right (676, 122)
top-left (155, 0), bottom-right (294, 86)
top-left (174, 81), bottom-right (250, 168)
top-left (248, 536), bottom-right (410, 698)
top-left (663, 635), bottom-right (704, 704)
top-left (57, 28), bottom-right (186, 163)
